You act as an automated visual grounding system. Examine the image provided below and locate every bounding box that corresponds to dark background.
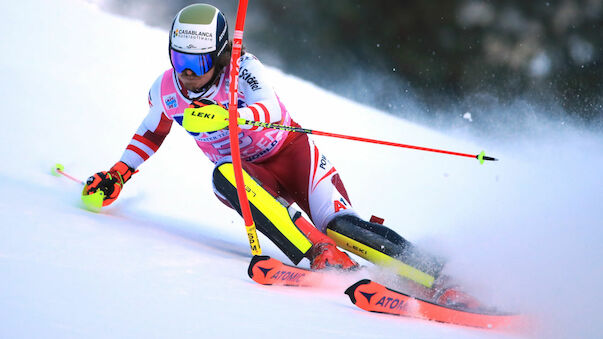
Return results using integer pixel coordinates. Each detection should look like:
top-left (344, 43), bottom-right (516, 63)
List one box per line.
top-left (95, 0), bottom-right (602, 130)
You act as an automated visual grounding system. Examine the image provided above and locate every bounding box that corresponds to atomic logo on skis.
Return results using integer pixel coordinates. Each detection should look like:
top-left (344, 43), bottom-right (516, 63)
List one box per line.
top-left (360, 291), bottom-right (376, 303)
top-left (271, 271), bottom-right (306, 283)
top-left (375, 297), bottom-right (406, 311)
top-left (257, 265), bottom-right (273, 278)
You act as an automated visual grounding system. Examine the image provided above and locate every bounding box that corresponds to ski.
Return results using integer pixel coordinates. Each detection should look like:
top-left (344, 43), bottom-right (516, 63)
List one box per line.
top-left (344, 279), bottom-right (520, 329)
top-left (247, 255), bottom-right (323, 287)
top-left (248, 256), bottom-right (520, 330)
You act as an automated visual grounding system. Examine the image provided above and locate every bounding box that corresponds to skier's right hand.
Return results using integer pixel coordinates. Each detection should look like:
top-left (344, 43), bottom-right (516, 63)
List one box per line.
top-left (83, 161), bottom-right (134, 206)
top-left (182, 99), bottom-right (229, 133)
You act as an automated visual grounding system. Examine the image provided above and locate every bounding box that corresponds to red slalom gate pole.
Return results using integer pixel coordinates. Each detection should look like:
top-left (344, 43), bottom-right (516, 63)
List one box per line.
top-left (228, 0), bottom-right (262, 255)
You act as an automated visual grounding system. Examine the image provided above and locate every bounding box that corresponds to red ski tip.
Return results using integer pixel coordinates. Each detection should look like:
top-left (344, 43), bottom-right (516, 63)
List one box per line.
top-left (248, 255), bottom-right (322, 287)
top-left (345, 279), bottom-right (521, 330)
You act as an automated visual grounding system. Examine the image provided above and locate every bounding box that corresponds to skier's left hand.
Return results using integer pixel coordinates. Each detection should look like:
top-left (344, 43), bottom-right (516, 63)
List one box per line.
top-left (83, 161), bottom-right (134, 207)
top-left (182, 99), bottom-right (230, 133)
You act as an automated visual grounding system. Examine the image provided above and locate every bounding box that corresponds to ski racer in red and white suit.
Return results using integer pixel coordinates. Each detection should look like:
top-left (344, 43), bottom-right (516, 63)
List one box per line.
top-left (84, 4), bottom-right (445, 284)
top-left (85, 44), bottom-right (363, 267)
top-left (127, 52), bottom-right (357, 241)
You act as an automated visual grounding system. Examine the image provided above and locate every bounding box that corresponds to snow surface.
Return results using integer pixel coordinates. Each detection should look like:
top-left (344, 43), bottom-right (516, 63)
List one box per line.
top-left (1, 0), bottom-right (602, 338)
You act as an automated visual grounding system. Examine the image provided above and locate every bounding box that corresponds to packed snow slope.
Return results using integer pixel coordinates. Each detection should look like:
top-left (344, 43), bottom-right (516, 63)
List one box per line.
top-left (1, 1), bottom-right (602, 338)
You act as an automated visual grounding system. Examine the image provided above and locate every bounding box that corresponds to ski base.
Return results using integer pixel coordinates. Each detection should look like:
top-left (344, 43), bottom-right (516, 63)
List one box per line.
top-left (247, 255), bottom-right (322, 287)
top-left (345, 279), bottom-right (520, 329)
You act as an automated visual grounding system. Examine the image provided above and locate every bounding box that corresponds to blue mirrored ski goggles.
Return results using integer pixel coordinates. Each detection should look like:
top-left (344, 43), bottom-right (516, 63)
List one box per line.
top-left (170, 49), bottom-right (214, 76)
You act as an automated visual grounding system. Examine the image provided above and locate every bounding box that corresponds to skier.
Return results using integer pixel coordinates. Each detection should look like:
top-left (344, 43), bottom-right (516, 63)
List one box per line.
top-left (83, 3), bottom-right (468, 306)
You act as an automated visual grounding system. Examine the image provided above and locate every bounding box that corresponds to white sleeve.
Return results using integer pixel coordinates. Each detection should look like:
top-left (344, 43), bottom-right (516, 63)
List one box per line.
top-left (236, 54), bottom-right (282, 131)
top-left (119, 74), bottom-right (173, 169)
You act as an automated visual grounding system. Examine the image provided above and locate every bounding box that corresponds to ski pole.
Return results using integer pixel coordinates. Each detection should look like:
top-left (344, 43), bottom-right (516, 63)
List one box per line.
top-left (228, 0), bottom-right (262, 256)
top-left (52, 163), bottom-right (85, 185)
top-left (237, 119), bottom-right (498, 164)
top-left (52, 163), bottom-right (104, 212)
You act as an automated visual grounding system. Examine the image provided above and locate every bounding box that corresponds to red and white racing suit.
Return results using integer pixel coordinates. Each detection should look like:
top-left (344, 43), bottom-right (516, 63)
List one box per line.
top-left (119, 53), bottom-right (357, 231)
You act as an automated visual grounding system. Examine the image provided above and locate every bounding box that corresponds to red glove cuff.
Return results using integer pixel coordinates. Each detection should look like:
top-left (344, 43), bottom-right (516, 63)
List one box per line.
top-left (110, 161), bottom-right (134, 184)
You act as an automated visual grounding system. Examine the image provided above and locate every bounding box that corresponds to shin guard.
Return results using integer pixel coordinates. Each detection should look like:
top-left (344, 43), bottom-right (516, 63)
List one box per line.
top-left (213, 162), bottom-right (313, 264)
top-left (326, 215), bottom-right (444, 288)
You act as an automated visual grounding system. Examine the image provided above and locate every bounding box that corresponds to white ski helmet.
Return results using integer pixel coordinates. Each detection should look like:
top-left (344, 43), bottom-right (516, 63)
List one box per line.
top-left (169, 4), bottom-right (229, 75)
